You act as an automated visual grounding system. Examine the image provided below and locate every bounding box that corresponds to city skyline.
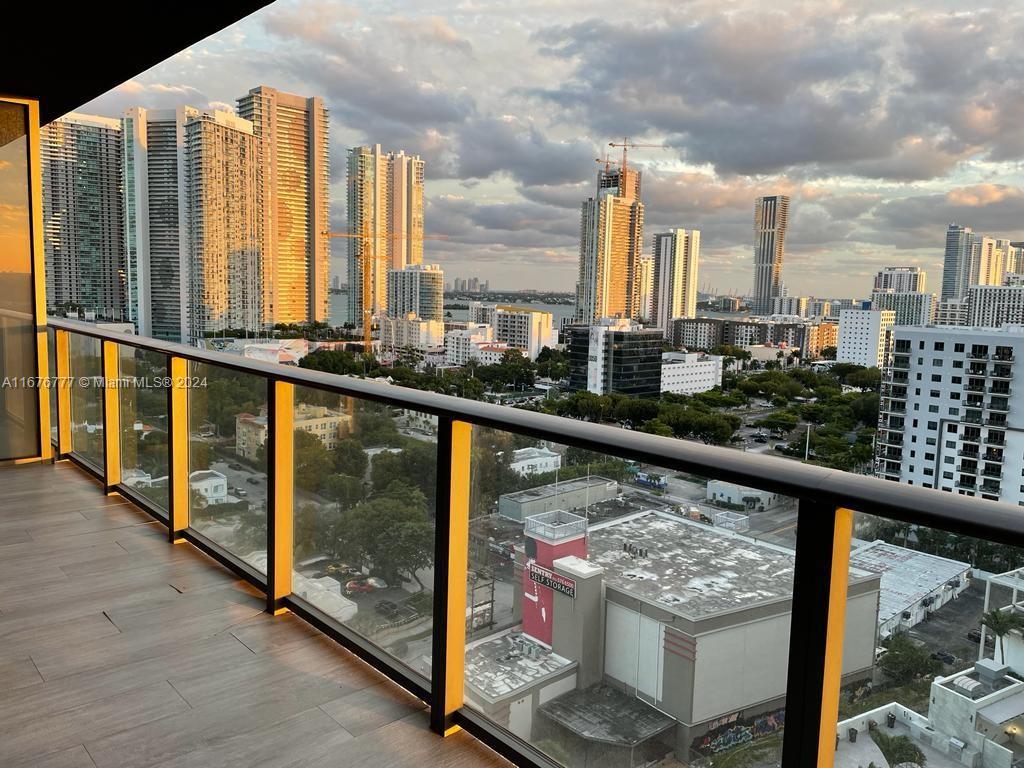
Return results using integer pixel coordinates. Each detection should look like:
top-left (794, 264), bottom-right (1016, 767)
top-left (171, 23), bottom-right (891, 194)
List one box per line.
top-left (73, 1), bottom-right (1024, 296)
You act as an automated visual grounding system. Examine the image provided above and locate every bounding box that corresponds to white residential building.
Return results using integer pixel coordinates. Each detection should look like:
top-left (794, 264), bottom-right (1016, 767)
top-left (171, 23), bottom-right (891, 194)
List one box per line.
top-left (444, 324), bottom-right (494, 366)
top-left (770, 295), bottom-right (808, 317)
top-left (509, 447), bottom-right (562, 476)
top-left (877, 325), bottom-right (1024, 504)
top-left (493, 306), bottom-right (555, 361)
top-left (386, 263), bottom-right (443, 322)
top-left (935, 297), bottom-right (969, 326)
top-left (967, 284), bottom-right (1024, 327)
top-left (837, 309), bottom-right (894, 368)
top-left (380, 314), bottom-right (445, 358)
top-left (874, 266), bottom-right (926, 293)
top-left (660, 352), bottom-right (724, 395)
top-left (652, 228), bottom-right (700, 329)
top-left (870, 290), bottom-right (936, 326)
top-left (41, 113), bottom-right (126, 321)
top-left (122, 106), bottom-right (200, 342)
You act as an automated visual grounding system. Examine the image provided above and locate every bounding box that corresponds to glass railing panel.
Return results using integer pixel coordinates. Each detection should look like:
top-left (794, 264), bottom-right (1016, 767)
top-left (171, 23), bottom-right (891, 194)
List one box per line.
top-left (117, 345), bottom-right (169, 515)
top-left (289, 385), bottom-right (437, 680)
top-left (186, 361), bottom-right (268, 573)
top-left (462, 430), bottom-right (819, 767)
top-left (68, 332), bottom-right (104, 471)
top-left (833, 514), bottom-right (1024, 767)
top-left (47, 326), bottom-right (57, 446)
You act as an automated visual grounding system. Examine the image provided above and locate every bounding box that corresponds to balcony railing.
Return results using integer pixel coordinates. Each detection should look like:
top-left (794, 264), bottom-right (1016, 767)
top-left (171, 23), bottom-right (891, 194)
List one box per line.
top-left (38, 317), bottom-right (1024, 768)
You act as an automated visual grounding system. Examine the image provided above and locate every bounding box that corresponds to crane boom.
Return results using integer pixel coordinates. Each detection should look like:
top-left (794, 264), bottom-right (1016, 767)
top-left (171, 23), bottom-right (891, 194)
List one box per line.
top-left (607, 137), bottom-right (668, 173)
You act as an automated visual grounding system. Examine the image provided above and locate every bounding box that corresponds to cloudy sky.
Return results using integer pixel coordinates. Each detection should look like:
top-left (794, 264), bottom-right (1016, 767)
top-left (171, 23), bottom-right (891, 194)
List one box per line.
top-left (78, 0), bottom-right (1024, 297)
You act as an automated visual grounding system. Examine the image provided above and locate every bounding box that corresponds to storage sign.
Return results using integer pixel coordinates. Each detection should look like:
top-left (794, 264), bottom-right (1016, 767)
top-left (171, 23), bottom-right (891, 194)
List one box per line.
top-left (528, 563), bottom-right (577, 599)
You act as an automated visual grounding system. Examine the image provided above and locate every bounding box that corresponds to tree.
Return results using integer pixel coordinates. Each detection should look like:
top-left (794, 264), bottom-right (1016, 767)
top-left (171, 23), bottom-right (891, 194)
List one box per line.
top-left (821, 346), bottom-right (837, 360)
top-left (322, 474), bottom-right (365, 512)
top-left (879, 633), bottom-right (940, 684)
top-left (370, 440), bottom-right (437, 509)
top-left (333, 481), bottom-right (434, 589)
top-left (294, 429), bottom-right (332, 494)
top-left (333, 440), bottom-right (368, 478)
top-left (845, 367), bottom-right (881, 391)
top-left (982, 609), bottom-right (1023, 663)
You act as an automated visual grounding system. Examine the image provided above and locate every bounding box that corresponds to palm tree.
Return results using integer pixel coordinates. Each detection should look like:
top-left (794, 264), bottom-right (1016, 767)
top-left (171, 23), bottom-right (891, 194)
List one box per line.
top-left (982, 608), bottom-right (1023, 663)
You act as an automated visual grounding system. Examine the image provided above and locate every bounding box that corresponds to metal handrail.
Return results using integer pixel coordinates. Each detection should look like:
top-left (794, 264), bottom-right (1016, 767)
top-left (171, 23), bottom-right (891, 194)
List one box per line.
top-left (47, 317), bottom-right (1024, 547)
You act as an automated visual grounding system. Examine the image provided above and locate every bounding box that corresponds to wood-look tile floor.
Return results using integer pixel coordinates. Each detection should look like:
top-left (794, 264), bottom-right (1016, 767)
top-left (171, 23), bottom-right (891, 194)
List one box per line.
top-left (0, 460), bottom-right (507, 768)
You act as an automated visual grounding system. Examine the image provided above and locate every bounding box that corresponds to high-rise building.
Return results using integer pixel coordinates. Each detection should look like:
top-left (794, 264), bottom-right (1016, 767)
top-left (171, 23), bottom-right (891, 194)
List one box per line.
top-left (877, 326), bottom-right (1024, 504)
top-left (183, 111), bottom-right (261, 343)
top-left (651, 229), bottom-right (699, 329)
top-left (837, 309), bottom-right (894, 368)
top-left (941, 225), bottom-right (1005, 301)
top-left (967, 285), bottom-right (1024, 327)
top-left (636, 254), bottom-right (654, 322)
top-left (874, 266), bottom-right (926, 293)
top-left (386, 264), bottom-right (443, 322)
top-left (751, 195), bottom-right (790, 315)
top-left (122, 106), bottom-right (199, 341)
top-left (41, 113), bottom-right (126, 320)
top-left (870, 290), bottom-right (936, 326)
top-left (237, 86), bottom-right (330, 327)
top-left (565, 318), bottom-right (663, 398)
top-left (346, 145), bottom-right (425, 323)
top-left (1008, 242), bottom-right (1024, 276)
top-left (574, 167), bottom-right (644, 323)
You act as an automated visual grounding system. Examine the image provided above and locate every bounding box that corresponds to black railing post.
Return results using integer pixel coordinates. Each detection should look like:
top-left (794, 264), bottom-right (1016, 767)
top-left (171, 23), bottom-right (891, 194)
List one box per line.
top-left (781, 500), bottom-right (852, 768)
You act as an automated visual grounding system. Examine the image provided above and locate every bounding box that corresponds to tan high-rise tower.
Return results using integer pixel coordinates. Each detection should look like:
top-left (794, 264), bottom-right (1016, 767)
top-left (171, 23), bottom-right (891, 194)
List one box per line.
top-left (574, 166), bottom-right (644, 323)
top-left (237, 86), bottom-right (330, 326)
top-left (346, 145), bottom-right (425, 322)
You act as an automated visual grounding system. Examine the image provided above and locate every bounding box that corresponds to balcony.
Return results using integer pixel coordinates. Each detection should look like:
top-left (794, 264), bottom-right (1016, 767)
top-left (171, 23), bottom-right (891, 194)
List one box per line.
top-left (991, 367), bottom-right (1013, 379)
top-left (0, 461), bottom-right (503, 768)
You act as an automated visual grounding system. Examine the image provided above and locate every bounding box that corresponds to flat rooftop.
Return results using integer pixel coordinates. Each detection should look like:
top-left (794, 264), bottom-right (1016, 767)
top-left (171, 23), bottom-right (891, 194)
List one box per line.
top-left (588, 511), bottom-right (798, 619)
top-left (500, 476), bottom-right (617, 504)
top-left (539, 683), bottom-right (675, 747)
top-left (850, 540), bottom-right (969, 626)
top-left (464, 629), bottom-right (574, 702)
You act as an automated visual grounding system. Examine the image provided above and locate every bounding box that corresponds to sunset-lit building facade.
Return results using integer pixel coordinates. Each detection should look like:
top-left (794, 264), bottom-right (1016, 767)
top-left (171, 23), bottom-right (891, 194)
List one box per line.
top-left (184, 111), bottom-right (261, 343)
top-left (346, 144), bottom-right (425, 322)
top-left (575, 166), bottom-right (645, 323)
top-left (237, 86), bottom-right (330, 326)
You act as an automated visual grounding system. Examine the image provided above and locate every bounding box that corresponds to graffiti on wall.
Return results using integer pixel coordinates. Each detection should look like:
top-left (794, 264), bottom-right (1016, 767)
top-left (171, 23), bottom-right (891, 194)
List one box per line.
top-left (691, 708), bottom-right (786, 754)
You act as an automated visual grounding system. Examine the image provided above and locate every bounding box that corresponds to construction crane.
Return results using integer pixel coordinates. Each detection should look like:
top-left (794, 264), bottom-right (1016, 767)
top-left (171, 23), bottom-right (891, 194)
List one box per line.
top-left (323, 225), bottom-right (449, 348)
top-left (607, 137), bottom-right (668, 174)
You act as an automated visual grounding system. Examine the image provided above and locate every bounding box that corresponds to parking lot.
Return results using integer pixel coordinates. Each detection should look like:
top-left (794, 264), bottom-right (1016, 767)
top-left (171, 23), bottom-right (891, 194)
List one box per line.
top-left (904, 580), bottom-right (989, 667)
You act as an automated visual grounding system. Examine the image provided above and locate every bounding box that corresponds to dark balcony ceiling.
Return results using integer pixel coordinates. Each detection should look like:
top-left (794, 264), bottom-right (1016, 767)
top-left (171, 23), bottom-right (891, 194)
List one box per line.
top-left (0, 2), bottom-right (274, 124)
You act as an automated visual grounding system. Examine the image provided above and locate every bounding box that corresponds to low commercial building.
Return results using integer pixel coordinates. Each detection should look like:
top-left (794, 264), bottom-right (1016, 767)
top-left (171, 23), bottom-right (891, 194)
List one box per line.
top-left (705, 480), bottom-right (781, 511)
top-left (497, 476), bottom-right (619, 522)
top-left (660, 352), bottom-right (723, 395)
top-left (565, 318), bottom-right (663, 398)
top-left (465, 509), bottom-right (881, 764)
top-left (849, 539), bottom-right (970, 638)
top-left (509, 446), bottom-right (562, 476)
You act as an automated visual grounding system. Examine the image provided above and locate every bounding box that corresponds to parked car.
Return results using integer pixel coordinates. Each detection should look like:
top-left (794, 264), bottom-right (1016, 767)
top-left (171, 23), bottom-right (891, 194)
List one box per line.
top-left (245, 477), bottom-right (260, 485)
top-left (366, 577), bottom-right (388, 589)
top-left (236, 490), bottom-right (247, 497)
top-left (229, 463), bottom-right (243, 471)
top-left (375, 600), bottom-right (398, 616)
top-left (967, 628), bottom-right (996, 646)
top-left (345, 579), bottom-right (374, 594)
top-left (931, 650), bottom-right (956, 665)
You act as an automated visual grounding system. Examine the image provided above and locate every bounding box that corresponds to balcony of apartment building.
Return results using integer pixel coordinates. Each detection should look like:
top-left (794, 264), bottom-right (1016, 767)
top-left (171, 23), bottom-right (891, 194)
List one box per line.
top-left (7, 10), bottom-right (1024, 768)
